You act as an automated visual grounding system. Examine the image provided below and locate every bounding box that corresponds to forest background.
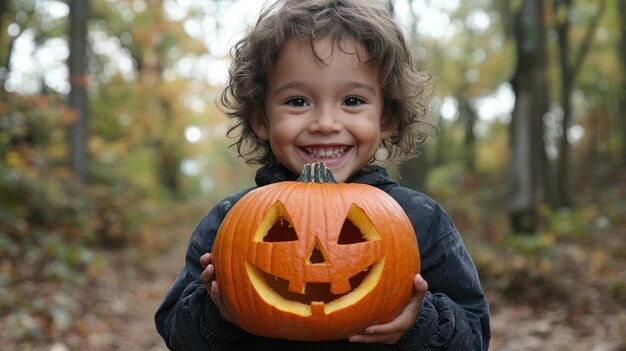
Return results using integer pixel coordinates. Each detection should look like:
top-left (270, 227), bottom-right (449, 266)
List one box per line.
top-left (0, 0), bottom-right (624, 350)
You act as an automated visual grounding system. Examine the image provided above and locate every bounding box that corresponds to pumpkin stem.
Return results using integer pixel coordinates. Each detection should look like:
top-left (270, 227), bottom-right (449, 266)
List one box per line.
top-left (297, 162), bottom-right (338, 183)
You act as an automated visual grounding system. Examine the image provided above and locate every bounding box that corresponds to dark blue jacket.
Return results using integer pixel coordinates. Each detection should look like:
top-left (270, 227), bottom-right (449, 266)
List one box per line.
top-left (155, 164), bottom-right (490, 350)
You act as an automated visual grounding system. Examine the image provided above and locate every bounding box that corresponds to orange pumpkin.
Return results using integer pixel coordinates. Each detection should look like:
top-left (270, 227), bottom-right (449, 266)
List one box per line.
top-left (212, 162), bottom-right (420, 340)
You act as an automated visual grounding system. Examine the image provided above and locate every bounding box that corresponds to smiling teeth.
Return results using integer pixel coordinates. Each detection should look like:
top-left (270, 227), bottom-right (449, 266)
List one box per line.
top-left (303, 146), bottom-right (348, 158)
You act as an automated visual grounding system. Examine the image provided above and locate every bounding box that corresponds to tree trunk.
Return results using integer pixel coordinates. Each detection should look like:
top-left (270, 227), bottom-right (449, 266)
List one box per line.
top-left (391, 0), bottom-right (430, 192)
top-left (553, 0), bottom-right (607, 206)
top-left (68, 0), bottom-right (90, 183)
top-left (509, 0), bottom-right (549, 233)
top-left (459, 96), bottom-right (478, 171)
top-left (0, 2), bottom-right (18, 89)
top-left (619, 0), bottom-right (626, 166)
top-left (554, 0), bottom-right (573, 207)
top-left (0, 1), bottom-right (8, 30)
top-left (398, 149), bottom-right (429, 192)
top-left (155, 100), bottom-right (182, 197)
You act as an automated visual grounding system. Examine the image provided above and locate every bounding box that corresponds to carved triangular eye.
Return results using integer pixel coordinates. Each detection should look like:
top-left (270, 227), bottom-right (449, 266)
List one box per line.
top-left (337, 218), bottom-right (367, 244)
top-left (254, 201), bottom-right (299, 243)
top-left (264, 217), bottom-right (298, 242)
top-left (338, 204), bottom-right (382, 244)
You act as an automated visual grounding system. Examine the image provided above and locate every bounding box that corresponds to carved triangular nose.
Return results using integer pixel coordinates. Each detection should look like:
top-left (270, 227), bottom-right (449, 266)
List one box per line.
top-left (307, 237), bottom-right (328, 264)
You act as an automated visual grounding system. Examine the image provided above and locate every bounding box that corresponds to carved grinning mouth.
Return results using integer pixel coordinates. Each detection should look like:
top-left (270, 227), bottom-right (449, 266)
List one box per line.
top-left (247, 201), bottom-right (385, 317)
top-left (245, 259), bottom-right (384, 317)
top-left (259, 266), bottom-right (369, 304)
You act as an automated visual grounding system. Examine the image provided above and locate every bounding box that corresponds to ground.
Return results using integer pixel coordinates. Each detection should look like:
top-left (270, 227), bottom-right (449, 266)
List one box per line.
top-left (0, 220), bottom-right (192, 351)
top-left (3, 215), bottom-right (625, 350)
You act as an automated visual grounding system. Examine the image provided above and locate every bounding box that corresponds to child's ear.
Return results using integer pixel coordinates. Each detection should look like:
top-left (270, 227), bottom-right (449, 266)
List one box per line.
top-left (381, 126), bottom-right (395, 139)
top-left (250, 106), bottom-right (270, 140)
top-left (380, 112), bottom-right (396, 139)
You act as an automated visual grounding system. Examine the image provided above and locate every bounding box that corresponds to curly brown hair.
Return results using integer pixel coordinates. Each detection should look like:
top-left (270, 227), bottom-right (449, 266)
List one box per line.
top-left (219, 0), bottom-right (433, 166)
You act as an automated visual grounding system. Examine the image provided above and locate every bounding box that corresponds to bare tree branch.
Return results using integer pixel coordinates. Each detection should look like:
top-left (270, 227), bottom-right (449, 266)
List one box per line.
top-left (572, 0), bottom-right (608, 79)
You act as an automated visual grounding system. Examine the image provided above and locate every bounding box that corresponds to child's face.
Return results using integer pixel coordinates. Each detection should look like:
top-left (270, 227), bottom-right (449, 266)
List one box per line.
top-left (252, 38), bottom-right (392, 182)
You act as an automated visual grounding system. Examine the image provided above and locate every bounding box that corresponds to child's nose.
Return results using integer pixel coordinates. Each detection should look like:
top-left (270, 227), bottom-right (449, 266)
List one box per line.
top-left (310, 107), bottom-right (341, 134)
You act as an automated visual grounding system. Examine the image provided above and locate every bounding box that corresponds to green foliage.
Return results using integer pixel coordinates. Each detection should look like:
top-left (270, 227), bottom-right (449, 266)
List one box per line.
top-left (469, 194), bottom-right (625, 307)
top-left (0, 90), bottom-right (157, 343)
top-left (541, 207), bottom-right (593, 237)
top-left (424, 139), bottom-right (625, 306)
top-left (0, 1), bottom-right (226, 343)
top-left (0, 165), bottom-right (91, 341)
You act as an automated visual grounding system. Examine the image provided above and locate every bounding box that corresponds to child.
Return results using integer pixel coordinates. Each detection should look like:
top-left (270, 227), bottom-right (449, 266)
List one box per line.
top-left (155, 0), bottom-right (490, 349)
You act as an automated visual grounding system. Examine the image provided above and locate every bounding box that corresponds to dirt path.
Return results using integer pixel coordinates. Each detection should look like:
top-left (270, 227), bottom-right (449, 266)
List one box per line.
top-left (18, 216), bottom-right (620, 351)
top-left (111, 222), bottom-right (193, 351)
top-left (112, 227), bottom-right (625, 351)
top-left (91, 223), bottom-right (625, 351)
top-left (58, 220), bottom-right (197, 351)
top-left (0, 220), bottom-right (195, 351)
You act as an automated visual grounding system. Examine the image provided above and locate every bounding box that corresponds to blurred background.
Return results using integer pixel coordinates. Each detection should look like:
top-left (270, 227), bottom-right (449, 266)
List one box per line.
top-left (0, 0), bottom-right (624, 350)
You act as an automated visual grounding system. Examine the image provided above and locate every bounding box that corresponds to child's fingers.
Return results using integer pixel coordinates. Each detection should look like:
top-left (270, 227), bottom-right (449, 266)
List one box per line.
top-left (413, 274), bottom-right (428, 299)
top-left (209, 280), bottom-right (221, 298)
top-left (348, 304), bottom-right (413, 344)
top-left (362, 319), bottom-right (405, 336)
top-left (352, 311), bottom-right (409, 343)
top-left (208, 281), bottom-right (224, 310)
top-left (350, 274), bottom-right (429, 344)
top-left (209, 280), bottom-right (236, 324)
top-left (200, 262), bottom-right (215, 287)
top-left (349, 332), bottom-right (398, 344)
top-left (367, 275), bottom-right (427, 333)
top-left (200, 252), bottom-right (212, 268)
top-left (200, 254), bottom-right (235, 324)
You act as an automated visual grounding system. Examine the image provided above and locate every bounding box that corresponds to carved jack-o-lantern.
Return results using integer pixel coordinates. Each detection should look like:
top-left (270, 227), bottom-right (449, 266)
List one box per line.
top-left (213, 162), bottom-right (420, 340)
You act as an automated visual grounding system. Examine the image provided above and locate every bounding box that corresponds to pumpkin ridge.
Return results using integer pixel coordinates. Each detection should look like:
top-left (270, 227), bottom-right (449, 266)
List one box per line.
top-left (241, 194), bottom-right (270, 314)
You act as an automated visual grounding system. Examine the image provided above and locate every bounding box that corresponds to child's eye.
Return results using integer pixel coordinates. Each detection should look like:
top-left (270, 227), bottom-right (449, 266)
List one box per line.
top-left (286, 97), bottom-right (309, 107)
top-left (343, 96), bottom-right (365, 107)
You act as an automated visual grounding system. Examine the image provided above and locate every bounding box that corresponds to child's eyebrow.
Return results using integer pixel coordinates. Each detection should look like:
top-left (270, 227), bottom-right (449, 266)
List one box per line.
top-left (272, 81), bottom-right (378, 96)
top-left (272, 81), bottom-right (306, 96)
top-left (343, 82), bottom-right (378, 95)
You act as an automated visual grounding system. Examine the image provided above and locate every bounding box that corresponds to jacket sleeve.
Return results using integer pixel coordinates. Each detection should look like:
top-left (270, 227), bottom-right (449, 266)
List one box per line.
top-left (154, 199), bottom-right (251, 350)
top-left (393, 200), bottom-right (490, 351)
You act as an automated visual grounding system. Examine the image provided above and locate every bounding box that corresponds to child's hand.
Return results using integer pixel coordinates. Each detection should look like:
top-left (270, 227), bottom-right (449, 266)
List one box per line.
top-left (348, 274), bottom-right (428, 344)
top-left (200, 253), bottom-right (237, 325)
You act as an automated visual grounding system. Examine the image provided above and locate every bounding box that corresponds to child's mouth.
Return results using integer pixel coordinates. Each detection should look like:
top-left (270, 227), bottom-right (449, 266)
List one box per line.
top-left (301, 146), bottom-right (350, 159)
